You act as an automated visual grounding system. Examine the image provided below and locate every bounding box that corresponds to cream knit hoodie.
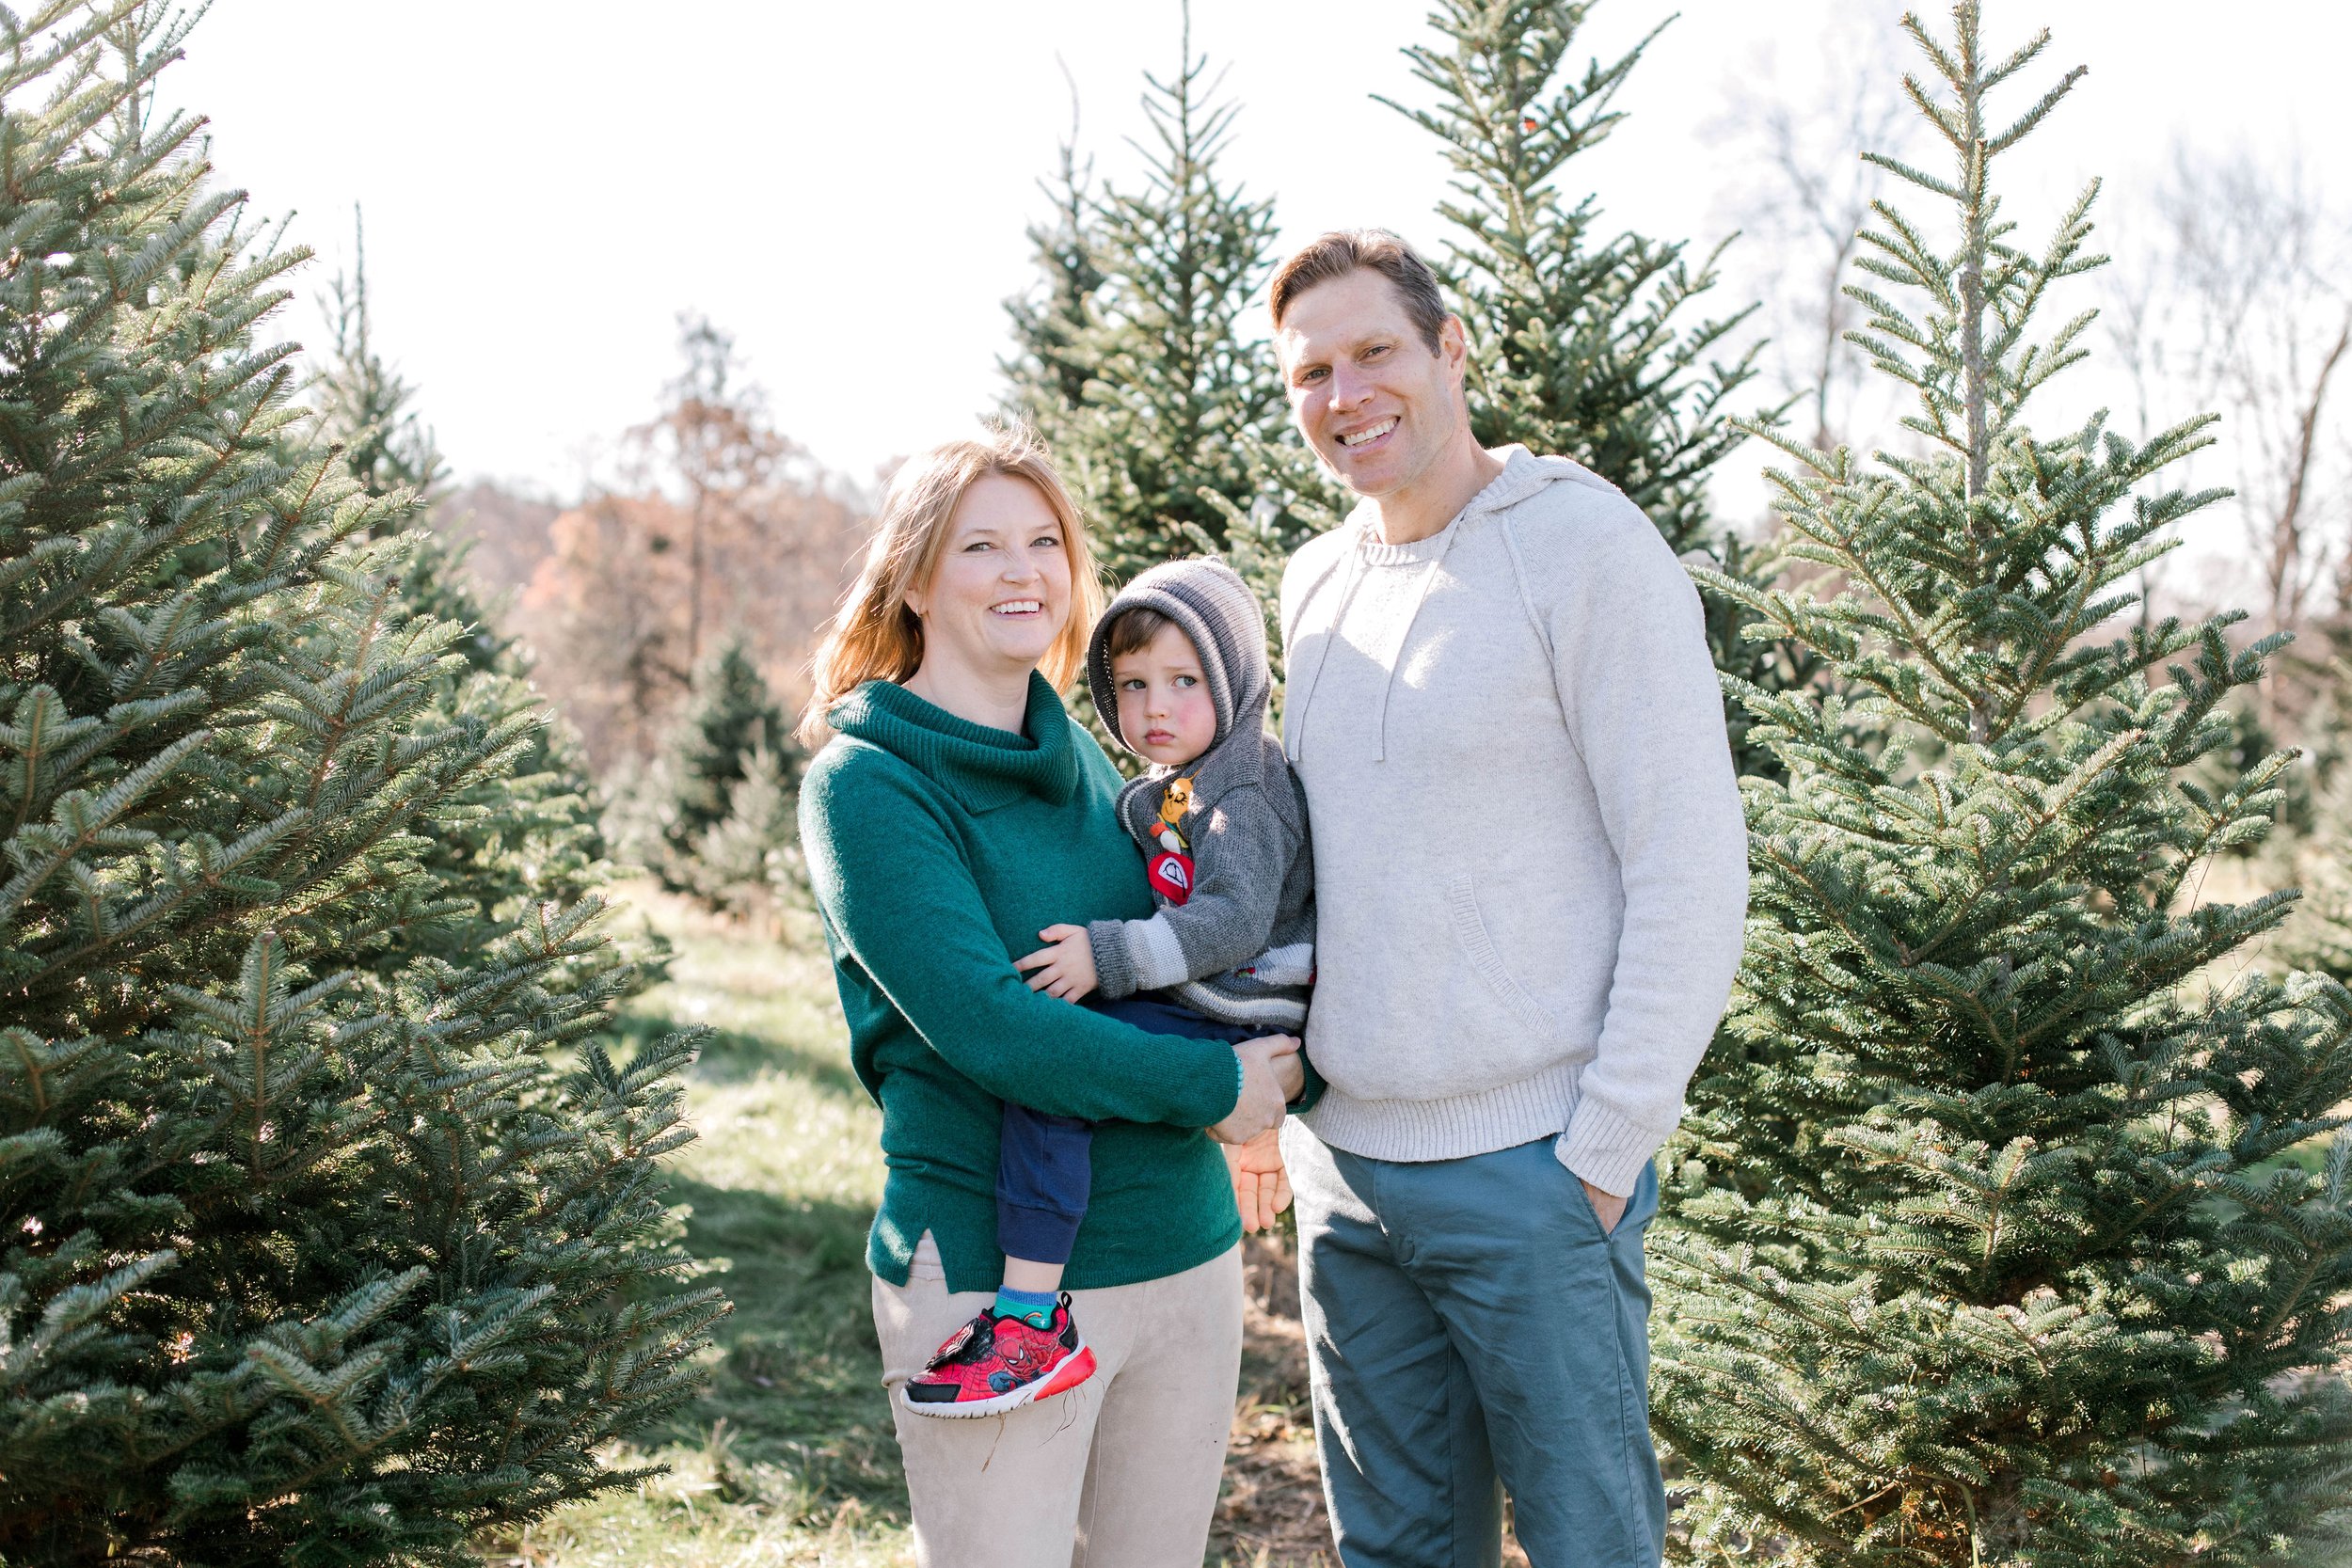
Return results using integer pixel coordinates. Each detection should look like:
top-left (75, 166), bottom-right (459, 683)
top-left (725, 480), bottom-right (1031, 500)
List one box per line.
top-left (1279, 445), bottom-right (1748, 1195)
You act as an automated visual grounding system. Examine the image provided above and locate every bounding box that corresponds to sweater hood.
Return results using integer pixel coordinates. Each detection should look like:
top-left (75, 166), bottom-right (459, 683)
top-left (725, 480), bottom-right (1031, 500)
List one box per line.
top-left (1348, 444), bottom-right (1602, 561)
top-left (1279, 441), bottom-right (1628, 766)
top-left (825, 671), bottom-right (1079, 813)
top-left (1436, 442), bottom-right (1577, 525)
top-left (1084, 555), bottom-right (1271, 758)
top-left (1283, 445), bottom-right (1626, 764)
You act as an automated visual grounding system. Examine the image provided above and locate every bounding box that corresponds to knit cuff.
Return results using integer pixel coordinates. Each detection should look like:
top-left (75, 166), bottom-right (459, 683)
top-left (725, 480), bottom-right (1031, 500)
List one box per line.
top-left (1289, 1048), bottom-right (1327, 1114)
top-left (1557, 1095), bottom-right (1669, 1198)
top-left (1088, 920), bottom-right (1140, 1000)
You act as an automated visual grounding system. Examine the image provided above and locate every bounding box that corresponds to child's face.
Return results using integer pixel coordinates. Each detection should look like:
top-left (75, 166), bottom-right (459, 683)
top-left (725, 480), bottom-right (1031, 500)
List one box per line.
top-left (1111, 621), bottom-right (1218, 769)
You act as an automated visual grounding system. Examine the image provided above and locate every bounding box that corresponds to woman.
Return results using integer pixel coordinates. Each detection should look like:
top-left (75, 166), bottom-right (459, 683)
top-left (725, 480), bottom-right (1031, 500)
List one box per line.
top-left (795, 426), bottom-right (1301, 1566)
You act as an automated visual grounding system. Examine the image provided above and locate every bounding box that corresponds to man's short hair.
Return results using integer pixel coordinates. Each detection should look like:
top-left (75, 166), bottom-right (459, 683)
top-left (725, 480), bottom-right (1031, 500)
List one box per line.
top-left (1103, 603), bottom-right (1175, 660)
top-left (1269, 229), bottom-right (1449, 354)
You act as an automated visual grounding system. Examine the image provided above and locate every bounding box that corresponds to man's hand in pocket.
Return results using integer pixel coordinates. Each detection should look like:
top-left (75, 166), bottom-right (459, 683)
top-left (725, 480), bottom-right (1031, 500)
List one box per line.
top-left (1582, 1179), bottom-right (1627, 1237)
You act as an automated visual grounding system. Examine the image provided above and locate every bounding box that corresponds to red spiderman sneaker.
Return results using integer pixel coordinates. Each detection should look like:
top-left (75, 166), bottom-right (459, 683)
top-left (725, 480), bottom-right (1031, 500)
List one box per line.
top-left (902, 1296), bottom-right (1096, 1418)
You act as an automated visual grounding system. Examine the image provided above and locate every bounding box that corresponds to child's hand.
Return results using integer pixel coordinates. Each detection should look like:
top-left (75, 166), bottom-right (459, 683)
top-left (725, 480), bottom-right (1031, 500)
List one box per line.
top-left (1015, 924), bottom-right (1099, 1001)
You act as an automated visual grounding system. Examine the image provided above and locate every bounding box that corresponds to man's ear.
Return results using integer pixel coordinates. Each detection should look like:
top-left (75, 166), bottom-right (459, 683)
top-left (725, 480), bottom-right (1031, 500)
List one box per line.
top-left (1439, 313), bottom-right (1470, 377)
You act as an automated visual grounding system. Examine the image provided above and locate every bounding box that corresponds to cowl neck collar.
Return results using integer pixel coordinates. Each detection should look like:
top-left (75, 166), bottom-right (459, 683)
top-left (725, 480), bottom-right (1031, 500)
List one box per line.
top-left (829, 672), bottom-right (1079, 814)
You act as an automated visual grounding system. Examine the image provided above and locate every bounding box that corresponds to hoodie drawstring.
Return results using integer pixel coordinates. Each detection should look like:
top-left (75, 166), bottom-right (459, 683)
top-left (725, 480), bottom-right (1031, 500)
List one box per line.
top-left (1370, 524), bottom-right (1462, 762)
top-left (1289, 450), bottom-right (1567, 765)
top-left (1286, 519), bottom-right (1465, 765)
top-left (1282, 536), bottom-right (1366, 766)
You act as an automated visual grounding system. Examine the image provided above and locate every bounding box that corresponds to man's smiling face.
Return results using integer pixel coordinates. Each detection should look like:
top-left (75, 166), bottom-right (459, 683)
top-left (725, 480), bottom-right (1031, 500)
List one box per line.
top-left (1275, 266), bottom-right (1470, 499)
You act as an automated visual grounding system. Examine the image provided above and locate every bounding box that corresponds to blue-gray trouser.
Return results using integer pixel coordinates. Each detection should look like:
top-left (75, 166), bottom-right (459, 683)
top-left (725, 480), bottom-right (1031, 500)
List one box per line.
top-left (1286, 1127), bottom-right (1665, 1568)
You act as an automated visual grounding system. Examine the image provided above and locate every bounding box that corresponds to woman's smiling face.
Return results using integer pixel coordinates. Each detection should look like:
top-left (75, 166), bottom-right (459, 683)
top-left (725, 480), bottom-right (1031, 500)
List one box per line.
top-left (904, 472), bottom-right (1073, 688)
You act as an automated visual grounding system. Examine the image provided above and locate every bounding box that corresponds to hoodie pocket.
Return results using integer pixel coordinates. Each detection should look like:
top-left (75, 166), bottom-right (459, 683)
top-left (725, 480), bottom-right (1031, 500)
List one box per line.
top-left (1444, 873), bottom-right (1564, 1045)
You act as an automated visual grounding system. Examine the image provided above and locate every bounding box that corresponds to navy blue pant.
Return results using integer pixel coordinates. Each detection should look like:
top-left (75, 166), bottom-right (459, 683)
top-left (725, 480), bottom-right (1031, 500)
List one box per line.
top-left (996, 995), bottom-right (1258, 1265)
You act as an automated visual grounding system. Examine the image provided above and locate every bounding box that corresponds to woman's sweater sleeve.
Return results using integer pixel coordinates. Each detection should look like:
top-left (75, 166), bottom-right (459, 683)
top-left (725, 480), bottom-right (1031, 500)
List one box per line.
top-left (804, 758), bottom-right (1246, 1129)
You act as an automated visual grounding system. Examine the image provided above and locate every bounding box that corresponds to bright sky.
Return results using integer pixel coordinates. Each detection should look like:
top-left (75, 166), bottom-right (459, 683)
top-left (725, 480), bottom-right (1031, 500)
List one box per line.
top-left (163, 1), bottom-right (2352, 496)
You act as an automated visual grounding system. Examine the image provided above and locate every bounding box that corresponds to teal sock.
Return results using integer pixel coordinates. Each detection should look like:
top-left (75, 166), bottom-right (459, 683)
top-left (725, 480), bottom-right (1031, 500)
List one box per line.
top-left (993, 1285), bottom-right (1058, 1329)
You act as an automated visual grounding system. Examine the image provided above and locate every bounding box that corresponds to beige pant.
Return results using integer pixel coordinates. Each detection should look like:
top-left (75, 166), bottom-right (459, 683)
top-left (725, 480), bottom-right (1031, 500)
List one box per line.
top-left (872, 1232), bottom-right (1243, 1568)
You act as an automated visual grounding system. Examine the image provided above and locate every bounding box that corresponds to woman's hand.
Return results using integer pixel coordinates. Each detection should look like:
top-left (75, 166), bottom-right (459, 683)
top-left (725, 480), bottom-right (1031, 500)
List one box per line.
top-left (1211, 1034), bottom-right (1299, 1145)
top-left (1223, 1128), bottom-right (1293, 1232)
top-left (1015, 924), bottom-right (1099, 1001)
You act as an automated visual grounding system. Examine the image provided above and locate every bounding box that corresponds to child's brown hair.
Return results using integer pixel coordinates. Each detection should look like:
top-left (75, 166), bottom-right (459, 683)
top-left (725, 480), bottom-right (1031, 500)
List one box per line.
top-left (1102, 603), bottom-right (1176, 660)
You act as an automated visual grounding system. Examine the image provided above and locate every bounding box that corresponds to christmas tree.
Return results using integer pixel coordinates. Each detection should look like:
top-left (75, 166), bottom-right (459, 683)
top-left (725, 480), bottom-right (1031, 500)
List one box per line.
top-left (1006, 3), bottom-right (1343, 591)
top-left (1002, 110), bottom-right (1104, 437)
top-left (2263, 656), bottom-right (2352, 983)
top-left (307, 204), bottom-right (628, 983)
top-left (1653, 6), bottom-right (2352, 1562)
top-left (664, 637), bottom-right (789, 845)
top-left (682, 736), bottom-right (804, 926)
top-left (638, 634), bottom-right (799, 904)
top-left (310, 207), bottom-right (503, 667)
top-left (314, 214), bottom-right (450, 507)
top-left (0, 7), bottom-right (723, 1560)
top-left (1009, 3), bottom-right (1281, 579)
top-left (1383, 0), bottom-right (1807, 772)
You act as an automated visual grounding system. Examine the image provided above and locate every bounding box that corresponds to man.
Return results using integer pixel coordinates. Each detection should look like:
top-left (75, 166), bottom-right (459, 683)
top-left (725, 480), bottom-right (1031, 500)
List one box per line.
top-left (1268, 230), bottom-right (1749, 1567)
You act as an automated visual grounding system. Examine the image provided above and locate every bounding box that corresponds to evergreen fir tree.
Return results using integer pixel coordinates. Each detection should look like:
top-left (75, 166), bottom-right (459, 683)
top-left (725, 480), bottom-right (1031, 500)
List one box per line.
top-left (310, 206), bottom-right (507, 670)
top-left (626, 634), bottom-right (800, 905)
top-left (1002, 3), bottom-right (1343, 738)
top-left (2264, 643), bottom-right (2352, 982)
top-left (2275, 788), bottom-right (2352, 986)
top-left (685, 737), bottom-right (804, 925)
top-left (1001, 104), bottom-right (1104, 429)
top-left (1070, 5), bottom-right (1287, 580)
top-left (315, 211), bottom-right (449, 506)
top-left (1383, 0), bottom-right (1806, 773)
top-left (1002, 2), bottom-right (1346, 578)
top-left (0, 8), bottom-right (722, 1560)
top-left (664, 636), bottom-right (790, 850)
top-left (307, 200), bottom-right (628, 982)
top-left (1653, 8), bottom-right (2352, 1562)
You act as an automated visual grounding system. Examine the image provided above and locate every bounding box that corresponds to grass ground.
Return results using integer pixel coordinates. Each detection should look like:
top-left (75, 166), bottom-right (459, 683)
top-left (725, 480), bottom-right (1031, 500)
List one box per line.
top-left (479, 885), bottom-right (1345, 1567)
top-left (472, 879), bottom-right (2344, 1566)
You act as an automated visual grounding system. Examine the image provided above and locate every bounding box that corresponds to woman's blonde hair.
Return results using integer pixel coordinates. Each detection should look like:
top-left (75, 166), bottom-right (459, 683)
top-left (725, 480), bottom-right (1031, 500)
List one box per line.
top-left (797, 424), bottom-right (1104, 747)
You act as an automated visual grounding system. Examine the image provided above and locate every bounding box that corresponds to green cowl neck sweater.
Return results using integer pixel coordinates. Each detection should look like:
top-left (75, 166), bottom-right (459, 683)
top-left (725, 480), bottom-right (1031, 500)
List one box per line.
top-left (799, 672), bottom-right (1246, 1292)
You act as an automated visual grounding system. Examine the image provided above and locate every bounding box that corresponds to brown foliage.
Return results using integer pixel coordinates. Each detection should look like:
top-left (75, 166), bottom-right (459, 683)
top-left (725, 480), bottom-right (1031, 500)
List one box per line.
top-left (417, 473), bottom-right (866, 775)
top-left (508, 480), bottom-right (866, 772)
top-left (413, 319), bottom-right (874, 775)
top-left (433, 479), bottom-right (562, 607)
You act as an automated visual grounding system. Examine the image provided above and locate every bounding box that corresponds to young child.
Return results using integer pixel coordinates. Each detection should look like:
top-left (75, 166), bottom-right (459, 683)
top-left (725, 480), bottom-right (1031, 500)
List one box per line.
top-left (900, 556), bottom-right (1315, 1417)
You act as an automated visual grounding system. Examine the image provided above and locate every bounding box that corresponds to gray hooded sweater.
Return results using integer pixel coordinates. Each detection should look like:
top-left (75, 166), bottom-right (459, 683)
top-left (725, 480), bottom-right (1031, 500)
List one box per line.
top-left (1082, 558), bottom-right (1315, 1032)
top-left (1279, 446), bottom-right (1748, 1196)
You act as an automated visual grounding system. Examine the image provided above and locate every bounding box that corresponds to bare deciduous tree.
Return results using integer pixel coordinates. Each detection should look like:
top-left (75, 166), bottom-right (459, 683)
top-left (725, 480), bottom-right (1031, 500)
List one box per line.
top-left (628, 314), bottom-right (803, 672)
top-left (485, 322), bottom-right (866, 771)
top-left (1709, 4), bottom-right (1915, 453)
top-left (2112, 148), bottom-right (2351, 717)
